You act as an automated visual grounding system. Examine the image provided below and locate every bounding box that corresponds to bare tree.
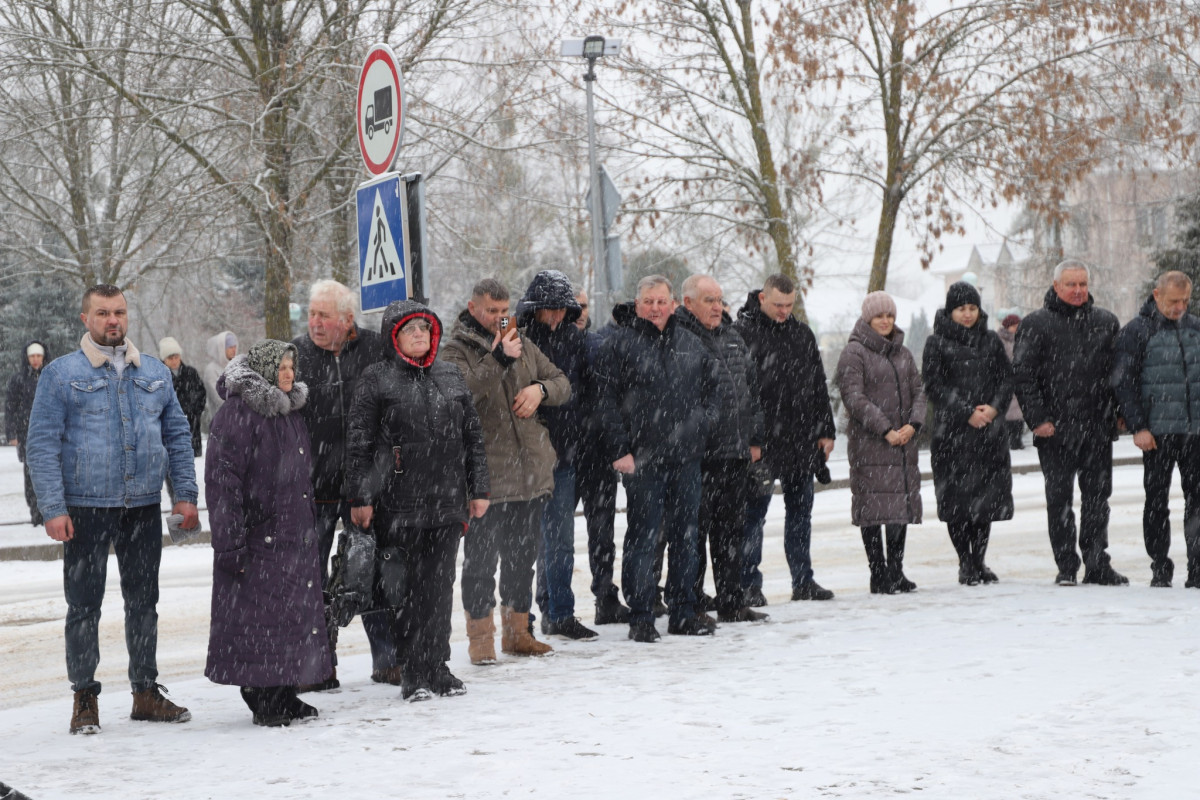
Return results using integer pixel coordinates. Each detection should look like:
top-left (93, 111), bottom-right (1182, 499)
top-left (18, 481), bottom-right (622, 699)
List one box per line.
top-left (0, 0), bottom-right (210, 290)
top-left (778, 0), bottom-right (1200, 292)
top-left (575, 0), bottom-right (828, 320)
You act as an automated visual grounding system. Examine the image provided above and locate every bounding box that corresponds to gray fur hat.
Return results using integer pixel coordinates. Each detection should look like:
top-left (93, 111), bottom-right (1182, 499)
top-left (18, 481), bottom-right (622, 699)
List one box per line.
top-left (246, 339), bottom-right (298, 388)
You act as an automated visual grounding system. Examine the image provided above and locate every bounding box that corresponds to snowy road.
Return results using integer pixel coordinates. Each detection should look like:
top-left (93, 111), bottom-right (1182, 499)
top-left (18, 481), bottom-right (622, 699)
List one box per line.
top-left (0, 447), bottom-right (1197, 798)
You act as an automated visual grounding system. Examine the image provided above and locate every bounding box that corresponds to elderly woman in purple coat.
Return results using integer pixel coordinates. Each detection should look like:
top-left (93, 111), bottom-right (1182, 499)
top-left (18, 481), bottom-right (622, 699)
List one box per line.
top-left (204, 339), bottom-right (332, 727)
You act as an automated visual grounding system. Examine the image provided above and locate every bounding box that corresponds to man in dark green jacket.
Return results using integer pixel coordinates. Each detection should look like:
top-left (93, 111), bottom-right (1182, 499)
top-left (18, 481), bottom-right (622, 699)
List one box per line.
top-left (1112, 270), bottom-right (1200, 588)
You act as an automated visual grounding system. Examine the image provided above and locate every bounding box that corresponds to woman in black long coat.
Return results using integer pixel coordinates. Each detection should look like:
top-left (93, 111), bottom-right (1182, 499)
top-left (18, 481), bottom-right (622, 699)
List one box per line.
top-left (922, 282), bottom-right (1015, 585)
top-left (345, 299), bottom-right (490, 703)
top-left (205, 340), bottom-right (331, 726)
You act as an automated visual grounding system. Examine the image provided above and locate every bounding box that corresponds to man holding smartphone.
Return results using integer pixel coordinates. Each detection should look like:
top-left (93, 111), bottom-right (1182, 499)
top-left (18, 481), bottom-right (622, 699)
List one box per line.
top-left (443, 277), bottom-right (571, 664)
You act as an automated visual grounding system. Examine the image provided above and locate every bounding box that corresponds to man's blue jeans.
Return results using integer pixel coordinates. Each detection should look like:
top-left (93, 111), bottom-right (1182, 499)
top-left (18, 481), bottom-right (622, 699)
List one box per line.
top-left (742, 475), bottom-right (815, 591)
top-left (63, 505), bottom-right (162, 695)
top-left (622, 460), bottom-right (701, 625)
top-left (536, 464), bottom-right (577, 622)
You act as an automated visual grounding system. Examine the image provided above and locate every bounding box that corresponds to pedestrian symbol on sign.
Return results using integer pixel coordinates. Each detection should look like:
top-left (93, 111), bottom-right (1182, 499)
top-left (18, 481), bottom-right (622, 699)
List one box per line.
top-left (364, 189), bottom-right (404, 286)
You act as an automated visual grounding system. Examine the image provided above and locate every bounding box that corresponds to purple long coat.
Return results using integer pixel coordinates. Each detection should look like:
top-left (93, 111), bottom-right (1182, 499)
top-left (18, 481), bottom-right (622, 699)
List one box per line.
top-left (204, 356), bottom-right (331, 688)
top-left (836, 318), bottom-right (926, 527)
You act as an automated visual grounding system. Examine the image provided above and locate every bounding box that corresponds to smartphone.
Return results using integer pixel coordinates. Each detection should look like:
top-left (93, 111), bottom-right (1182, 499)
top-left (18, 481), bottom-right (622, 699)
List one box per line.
top-left (499, 316), bottom-right (511, 332)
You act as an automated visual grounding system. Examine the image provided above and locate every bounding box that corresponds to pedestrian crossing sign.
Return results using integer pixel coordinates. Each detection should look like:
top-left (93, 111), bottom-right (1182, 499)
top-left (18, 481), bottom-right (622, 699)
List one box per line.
top-left (356, 173), bottom-right (409, 312)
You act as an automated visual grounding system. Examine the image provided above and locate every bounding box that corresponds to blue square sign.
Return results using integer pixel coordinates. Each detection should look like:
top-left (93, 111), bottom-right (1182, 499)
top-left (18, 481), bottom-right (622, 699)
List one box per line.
top-left (357, 174), bottom-right (409, 313)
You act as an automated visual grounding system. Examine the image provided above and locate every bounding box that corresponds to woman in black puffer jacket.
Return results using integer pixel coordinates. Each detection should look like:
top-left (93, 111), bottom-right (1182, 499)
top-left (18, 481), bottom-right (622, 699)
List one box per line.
top-left (922, 282), bottom-right (1015, 586)
top-left (344, 299), bottom-right (490, 702)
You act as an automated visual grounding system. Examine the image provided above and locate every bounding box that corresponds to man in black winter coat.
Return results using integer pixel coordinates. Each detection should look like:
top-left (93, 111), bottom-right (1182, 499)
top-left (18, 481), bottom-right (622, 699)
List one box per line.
top-left (1111, 271), bottom-right (1200, 588)
top-left (594, 275), bottom-right (718, 642)
top-left (733, 274), bottom-right (836, 604)
top-left (1013, 259), bottom-right (1128, 587)
top-left (575, 300), bottom-right (631, 624)
top-left (519, 270), bottom-right (600, 641)
top-left (676, 275), bottom-right (768, 623)
top-left (6, 340), bottom-right (47, 525)
top-left (291, 279), bottom-right (394, 688)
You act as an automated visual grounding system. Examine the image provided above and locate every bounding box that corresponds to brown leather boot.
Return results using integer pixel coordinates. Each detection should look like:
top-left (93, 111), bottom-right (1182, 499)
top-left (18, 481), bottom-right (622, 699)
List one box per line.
top-left (130, 684), bottom-right (191, 723)
top-left (500, 606), bottom-right (553, 657)
top-left (465, 611), bottom-right (497, 665)
top-left (70, 689), bottom-right (100, 735)
top-left (371, 666), bottom-right (405, 685)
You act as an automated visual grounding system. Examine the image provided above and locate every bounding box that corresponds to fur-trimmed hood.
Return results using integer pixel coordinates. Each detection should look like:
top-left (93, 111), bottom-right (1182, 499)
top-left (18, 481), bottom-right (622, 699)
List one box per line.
top-left (217, 354), bottom-right (307, 417)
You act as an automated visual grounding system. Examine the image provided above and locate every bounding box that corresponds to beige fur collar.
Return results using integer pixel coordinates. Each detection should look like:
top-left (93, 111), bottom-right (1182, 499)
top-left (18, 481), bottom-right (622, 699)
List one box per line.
top-left (80, 333), bottom-right (142, 369)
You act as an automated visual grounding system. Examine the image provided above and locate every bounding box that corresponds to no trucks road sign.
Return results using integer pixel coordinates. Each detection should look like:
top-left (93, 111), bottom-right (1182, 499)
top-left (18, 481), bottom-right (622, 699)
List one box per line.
top-left (357, 44), bottom-right (405, 176)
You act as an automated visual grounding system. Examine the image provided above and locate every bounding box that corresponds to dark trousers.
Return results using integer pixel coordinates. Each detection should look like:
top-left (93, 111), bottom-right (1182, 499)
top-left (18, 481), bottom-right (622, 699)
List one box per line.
top-left (947, 520), bottom-right (991, 564)
top-left (1142, 434), bottom-right (1200, 579)
top-left (577, 447), bottom-right (619, 601)
top-left (742, 475), bottom-right (816, 590)
top-left (63, 505), bottom-right (162, 695)
top-left (314, 501), bottom-right (395, 672)
top-left (1037, 435), bottom-right (1113, 575)
top-left (622, 460), bottom-right (701, 625)
top-left (22, 459), bottom-right (42, 525)
top-left (378, 522), bottom-right (460, 675)
top-left (695, 458), bottom-right (749, 614)
top-left (461, 498), bottom-right (546, 618)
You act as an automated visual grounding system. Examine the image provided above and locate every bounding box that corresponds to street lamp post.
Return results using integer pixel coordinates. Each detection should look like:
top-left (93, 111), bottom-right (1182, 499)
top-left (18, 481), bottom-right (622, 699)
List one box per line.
top-left (562, 35), bottom-right (621, 324)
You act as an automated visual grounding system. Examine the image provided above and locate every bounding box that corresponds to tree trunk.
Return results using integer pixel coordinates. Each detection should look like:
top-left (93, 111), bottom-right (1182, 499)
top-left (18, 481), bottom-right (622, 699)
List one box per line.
top-left (738, 0), bottom-right (807, 322)
top-left (868, 188), bottom-right (902, 293)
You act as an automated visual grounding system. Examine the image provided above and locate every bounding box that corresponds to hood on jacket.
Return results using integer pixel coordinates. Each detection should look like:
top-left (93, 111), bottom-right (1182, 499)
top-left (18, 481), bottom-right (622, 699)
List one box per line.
top-left (1043, 286), bottom-right (1095, 317)
top-left (383, 299), bottom-right (442, 368)
top-left (610, 300), bottom-right (637, 328)
top-left (850, 316), bottom-right (906, 353)
top-left (516, 270), bottom-right (581, 327)
top-left (206, 330), bottom-right (238, 367)
top-left (674, 305), bottom-right (731, 336)
top-left (1136, 293), bottom-right (1190, 326)
top-left (218, 354), bottom-right (307, 417)
top-left (19, 339), bottom-right (47, 370)
top-left (933, 306), bottom-right (990, 344)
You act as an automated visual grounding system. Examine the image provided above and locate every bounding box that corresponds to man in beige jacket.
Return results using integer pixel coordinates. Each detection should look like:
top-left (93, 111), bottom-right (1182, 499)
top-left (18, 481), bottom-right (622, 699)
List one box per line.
top-left (442, 277), bottom-right (571, 664)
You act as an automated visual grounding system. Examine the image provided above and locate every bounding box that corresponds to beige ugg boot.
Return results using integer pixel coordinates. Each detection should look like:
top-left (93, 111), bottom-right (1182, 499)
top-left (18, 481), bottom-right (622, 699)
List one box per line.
top-left (465, 611), bottom-right (497, 665)
top-left (500, 606), bottom-right (553, 656)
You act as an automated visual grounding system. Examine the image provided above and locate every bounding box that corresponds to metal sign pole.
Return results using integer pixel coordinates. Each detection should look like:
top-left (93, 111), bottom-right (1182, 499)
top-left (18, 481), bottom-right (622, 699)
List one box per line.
top-left (584, 55), bottom-right (611, 325)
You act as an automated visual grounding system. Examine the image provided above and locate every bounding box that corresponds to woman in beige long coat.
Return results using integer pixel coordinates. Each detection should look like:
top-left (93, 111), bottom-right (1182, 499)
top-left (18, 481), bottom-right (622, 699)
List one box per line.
top-left (836, 292), bottom-right (926, 594)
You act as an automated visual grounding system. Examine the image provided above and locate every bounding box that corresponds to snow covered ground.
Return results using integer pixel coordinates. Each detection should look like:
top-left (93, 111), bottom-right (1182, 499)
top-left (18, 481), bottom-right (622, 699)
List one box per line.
top-left (0, 442), bottom-right (1196, 799)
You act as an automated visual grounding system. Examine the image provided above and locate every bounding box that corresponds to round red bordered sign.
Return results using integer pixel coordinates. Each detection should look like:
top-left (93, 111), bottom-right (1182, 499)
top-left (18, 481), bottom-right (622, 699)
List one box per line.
top-left (357, 44), bottom-right (405, 175)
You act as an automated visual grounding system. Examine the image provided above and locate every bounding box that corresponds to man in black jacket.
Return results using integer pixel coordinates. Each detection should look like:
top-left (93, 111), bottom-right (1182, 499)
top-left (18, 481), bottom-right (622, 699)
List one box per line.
top-left (676, 275), bottom-right (768, 623)
top-left (733, 274), bottom-right (836, 604)
top-left (1111, 271), bottom-right (1200, 588)
top-left (1013, 259), bottom-right (1128, 586)
top-left (519, 270), bottom-right (600, 641)
top-left (6, 340), bottom-right (47, 525)
top-left (157, 337), bottom-right (205, 458)
top-left (594, 275), bottom-right (717, 642)
top-left (292, 279), bottom-right (394, 687)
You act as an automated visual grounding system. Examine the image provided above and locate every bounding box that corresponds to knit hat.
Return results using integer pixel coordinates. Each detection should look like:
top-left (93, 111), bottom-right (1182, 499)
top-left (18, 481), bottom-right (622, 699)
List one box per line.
top-left (225, 332), bottom-right (238, 349)
top-left (26, 343), bottom-right (44, 358)
top-left (1002, 314), bottom-right (1020, 328)
top-left (861, 291), bottom-right (897, 322)
top-left (945, 281), bottom-right (982, 313)
top-left (158, 337), bottom-right (183, 360)
top-left (246, 339), bottom-right (298, 388)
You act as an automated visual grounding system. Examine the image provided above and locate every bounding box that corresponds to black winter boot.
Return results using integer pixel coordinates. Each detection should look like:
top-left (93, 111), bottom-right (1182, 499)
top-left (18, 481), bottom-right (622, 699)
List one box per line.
top-left (948, 522), bottom-right (978, 585)
top-left (240, 687), bottom-right (291, 727)
top-left (973, 523), bottom-right (997, 583)
top-left (887, 526), bottom-right (917, 593)
top-left (282, 687), bottom-right (318, 722)
top-left (861, 527), bottom-right (895, 594)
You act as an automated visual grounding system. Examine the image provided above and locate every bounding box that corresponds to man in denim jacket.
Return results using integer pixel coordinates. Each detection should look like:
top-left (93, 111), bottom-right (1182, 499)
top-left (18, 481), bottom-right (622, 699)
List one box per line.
top-left (26, 284), bottom-right (200, 735)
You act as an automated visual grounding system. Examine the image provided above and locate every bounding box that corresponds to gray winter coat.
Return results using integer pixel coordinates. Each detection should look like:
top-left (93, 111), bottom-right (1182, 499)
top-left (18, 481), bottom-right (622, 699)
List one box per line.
top-left (204, 355), bottom-right (332, 688)
top-left (1111, 296), bottom-right (1200, 436)
top-left (836, 318), bottom-right (926, 526)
